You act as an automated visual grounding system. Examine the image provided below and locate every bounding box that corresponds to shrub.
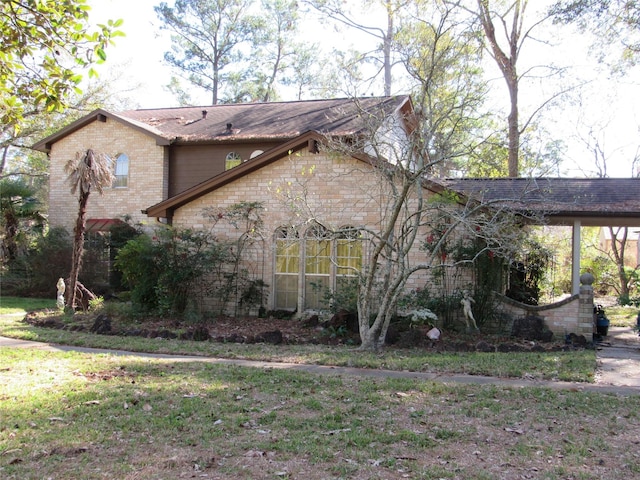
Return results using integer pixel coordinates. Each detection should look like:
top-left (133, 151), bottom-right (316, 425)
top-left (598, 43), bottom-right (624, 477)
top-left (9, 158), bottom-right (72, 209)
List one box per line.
top-left (115, 226), bottom-right (232, 316)
top-left (2, 227), bottom-right (73, 297)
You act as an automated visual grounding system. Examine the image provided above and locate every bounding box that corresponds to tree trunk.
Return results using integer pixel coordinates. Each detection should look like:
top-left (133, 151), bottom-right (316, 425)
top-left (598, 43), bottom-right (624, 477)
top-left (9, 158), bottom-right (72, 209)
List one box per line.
top-left (67, 189), bottom-right (90, 310)
top-left (383, 3), bottom-right (393, 97)
top-left (507, 76), bottom-right (519, 177)
top-left (609, 227), bottom-right (630, 300)
top-left (477, 0), bottom-right (522, 177)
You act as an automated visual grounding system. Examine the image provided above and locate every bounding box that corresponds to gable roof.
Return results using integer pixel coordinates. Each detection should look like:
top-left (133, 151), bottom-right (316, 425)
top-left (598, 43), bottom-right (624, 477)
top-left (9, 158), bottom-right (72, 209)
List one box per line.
top-left (33, 109), bottom-right (171, 153)
top-left (439, 177), bottom-right (640, 226)
top-left (33, 96), bottom-right (412, 152)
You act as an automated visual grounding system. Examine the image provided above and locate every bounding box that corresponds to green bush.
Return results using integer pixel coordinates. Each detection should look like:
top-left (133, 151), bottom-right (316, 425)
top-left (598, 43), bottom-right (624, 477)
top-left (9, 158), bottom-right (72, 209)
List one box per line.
top-left (115, 226), bottom-right (231, 316)
top-left (114, 233), bottom-right (163, 313)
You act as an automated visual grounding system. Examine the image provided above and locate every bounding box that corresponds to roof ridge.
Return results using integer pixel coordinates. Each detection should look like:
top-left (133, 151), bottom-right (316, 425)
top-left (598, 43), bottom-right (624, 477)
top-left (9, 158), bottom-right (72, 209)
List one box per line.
top-left (119, 96), bottom-right (402, 114)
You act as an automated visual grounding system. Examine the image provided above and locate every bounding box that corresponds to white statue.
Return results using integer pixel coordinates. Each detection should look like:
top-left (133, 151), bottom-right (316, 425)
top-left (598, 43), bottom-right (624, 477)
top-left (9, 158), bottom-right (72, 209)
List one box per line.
top-left (56, 278), bottom-right (66, 309)
top-left (460, 290), bottom-right (479, 333)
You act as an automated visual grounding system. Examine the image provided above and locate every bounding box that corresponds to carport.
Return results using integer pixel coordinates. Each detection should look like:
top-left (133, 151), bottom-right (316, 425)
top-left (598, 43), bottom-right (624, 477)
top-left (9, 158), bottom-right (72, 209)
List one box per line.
top-left (439, 178), bottom-right (640, 294)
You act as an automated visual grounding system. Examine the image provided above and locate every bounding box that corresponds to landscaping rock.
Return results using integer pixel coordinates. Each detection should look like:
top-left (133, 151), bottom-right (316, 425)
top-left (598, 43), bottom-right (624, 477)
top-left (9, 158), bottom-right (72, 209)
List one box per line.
top-left (395, 329), bottom-right (424, 348)
top-left (475, 340), bottom-right (495, 352)
top-left (90, 314), bottom-right (111, 334)
top-left (497, 343), bottom-right (527, 353)
top-left (328, 310), bottom-right (358, 333)
top-left (566, 332), bottom-right (588, 346)
top-left (192, 326), bottom-right (210, 342)
top-left (256, 330), bottom-right (283, 345)
top-left (385, 324), bottom-right (401, 345)
top-left (302, 314), bottom-right (320, 328)
top-left (511, 315), bottom-right (553, 341)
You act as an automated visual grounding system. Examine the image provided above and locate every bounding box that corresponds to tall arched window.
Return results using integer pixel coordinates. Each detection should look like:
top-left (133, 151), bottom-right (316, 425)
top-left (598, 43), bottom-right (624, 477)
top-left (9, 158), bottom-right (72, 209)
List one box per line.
top-left (336, 227), bottom-right (363, 298)
top-left (336, 228), bottom-right (362, 276)
top-left (225, 152), bottom-right (242, 170)
top-left (272, 226), bottom-right (364, 312)
top-left (305, 225), bottom-right (331, 310)
top-left (113, 153), bottom-right (129, 188)
top-left (274, 228), bottom-right (299, 310)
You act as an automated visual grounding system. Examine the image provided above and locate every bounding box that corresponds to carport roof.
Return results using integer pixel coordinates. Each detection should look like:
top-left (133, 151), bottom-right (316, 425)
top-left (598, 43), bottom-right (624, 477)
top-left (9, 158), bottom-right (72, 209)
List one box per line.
top-left (438, 177), bottom-right (640, 226)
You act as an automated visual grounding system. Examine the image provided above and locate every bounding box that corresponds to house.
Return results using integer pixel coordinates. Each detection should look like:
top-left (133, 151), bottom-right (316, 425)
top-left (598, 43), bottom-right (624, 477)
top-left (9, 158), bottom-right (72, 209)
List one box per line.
top-left (34, 96), bottom-right (426, 313)
top-left (35, 97), bottom-right (640, 338)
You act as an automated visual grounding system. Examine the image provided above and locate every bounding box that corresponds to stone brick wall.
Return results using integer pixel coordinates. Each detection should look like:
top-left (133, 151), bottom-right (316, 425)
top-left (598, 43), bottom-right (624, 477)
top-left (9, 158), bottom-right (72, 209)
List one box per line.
top-left (492, 275), bottom-right (595, 340)
top-left (48, 118), bottom-right (167, 231)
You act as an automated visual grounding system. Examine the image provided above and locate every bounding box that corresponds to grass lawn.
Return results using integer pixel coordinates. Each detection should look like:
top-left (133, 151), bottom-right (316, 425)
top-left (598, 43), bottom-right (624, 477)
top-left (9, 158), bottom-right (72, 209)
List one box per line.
top-left (1, 297), bottom-right (638, 479)
top-left (605, 304), bottom-right (639, 327)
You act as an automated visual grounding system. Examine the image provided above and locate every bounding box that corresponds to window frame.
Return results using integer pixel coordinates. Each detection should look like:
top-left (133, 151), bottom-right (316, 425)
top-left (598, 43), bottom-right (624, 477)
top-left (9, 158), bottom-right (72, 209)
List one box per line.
top-left (274, 228), bottom-right (300, 310)
top-left (225, 152), bottom-right (242, 170)
top-left (273, 225), bottom-right (363, 312)
top-left (113, 153), bottom-right (129, 188)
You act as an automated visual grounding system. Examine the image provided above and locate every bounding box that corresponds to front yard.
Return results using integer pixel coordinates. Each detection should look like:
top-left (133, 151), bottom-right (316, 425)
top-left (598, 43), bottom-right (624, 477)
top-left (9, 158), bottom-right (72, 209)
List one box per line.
top-left (1, 297), bottom-right (639, 479)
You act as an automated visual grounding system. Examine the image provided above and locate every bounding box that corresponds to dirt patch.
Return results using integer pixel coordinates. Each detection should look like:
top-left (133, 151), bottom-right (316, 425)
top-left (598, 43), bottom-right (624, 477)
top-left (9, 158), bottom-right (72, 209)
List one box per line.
top-left (23, 310), bottom-right (586, 353)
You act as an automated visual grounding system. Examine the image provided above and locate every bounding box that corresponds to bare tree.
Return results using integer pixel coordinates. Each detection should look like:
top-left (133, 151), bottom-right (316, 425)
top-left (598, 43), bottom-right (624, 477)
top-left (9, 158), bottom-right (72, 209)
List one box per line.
top-left (573, 121), bottom-right (639, 302)
top-left (475, 0), bottom-right (559, 177)
top-left (306, 0), bottom-right (411, 96)
top-left (606, 226), bottom-right (638, 303)
top-left (64, 149), bottom-right (114, 310)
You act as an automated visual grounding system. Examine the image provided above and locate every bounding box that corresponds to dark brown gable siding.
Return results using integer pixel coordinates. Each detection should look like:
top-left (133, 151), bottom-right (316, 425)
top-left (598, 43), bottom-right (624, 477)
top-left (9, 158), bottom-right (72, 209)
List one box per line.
top-left (169, 142), bottom-right (281, 196)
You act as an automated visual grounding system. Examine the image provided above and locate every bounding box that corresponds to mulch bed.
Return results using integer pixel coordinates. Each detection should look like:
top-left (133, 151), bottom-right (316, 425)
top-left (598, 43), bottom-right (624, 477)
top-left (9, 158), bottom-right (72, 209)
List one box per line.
top-left (22, 309), bottom-right (589, 353)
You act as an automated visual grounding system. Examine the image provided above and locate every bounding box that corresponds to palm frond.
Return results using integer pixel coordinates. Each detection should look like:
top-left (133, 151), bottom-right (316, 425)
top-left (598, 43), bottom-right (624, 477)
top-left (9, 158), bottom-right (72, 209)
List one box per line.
top-left (64, 149), bottom-right (115, 195)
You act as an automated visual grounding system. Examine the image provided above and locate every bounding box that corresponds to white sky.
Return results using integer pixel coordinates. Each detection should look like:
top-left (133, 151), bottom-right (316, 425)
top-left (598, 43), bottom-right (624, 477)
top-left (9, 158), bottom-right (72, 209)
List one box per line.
top-left (87, 0), bottom-right (639, 178)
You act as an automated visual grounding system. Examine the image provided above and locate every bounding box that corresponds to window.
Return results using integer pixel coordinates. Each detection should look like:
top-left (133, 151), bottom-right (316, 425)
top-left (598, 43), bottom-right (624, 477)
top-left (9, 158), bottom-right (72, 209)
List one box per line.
top-left (336, 229), bottom-right (362, 276)
top-left (225, 152), bottom-right (242, 170)
top-left (113, 153), bottom-right (129, 188)
top-left (305, 225), bottom-right (331, 310)
top-left (273, 226), bottom-right (363, 312)
top-left (274, 228), bottom-right (299, 309)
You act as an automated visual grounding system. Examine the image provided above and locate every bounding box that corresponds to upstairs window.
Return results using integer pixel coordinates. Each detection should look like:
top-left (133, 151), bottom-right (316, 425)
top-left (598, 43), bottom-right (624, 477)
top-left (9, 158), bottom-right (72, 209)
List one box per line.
top-left (225, 152), bottom-right (242, 170)
top-left (113, 153), bottom-right (129, 188)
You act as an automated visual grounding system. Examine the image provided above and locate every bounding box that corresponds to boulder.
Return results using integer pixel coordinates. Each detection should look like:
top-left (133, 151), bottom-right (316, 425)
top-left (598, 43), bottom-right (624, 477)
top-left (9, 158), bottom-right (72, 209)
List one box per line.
top-left (90, 314), bottom-right (111, 334)
top-left (511, 315), bottom-right (553, 342)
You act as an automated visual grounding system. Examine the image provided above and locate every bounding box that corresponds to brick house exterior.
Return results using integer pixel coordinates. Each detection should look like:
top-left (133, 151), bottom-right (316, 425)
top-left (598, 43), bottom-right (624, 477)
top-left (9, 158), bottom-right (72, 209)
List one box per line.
top-left (35, 97), bottom-right (441, 315)
top-left (35, 97), bottom-right (640, 337)
top-left (42, 116), bottom-right (169, 232)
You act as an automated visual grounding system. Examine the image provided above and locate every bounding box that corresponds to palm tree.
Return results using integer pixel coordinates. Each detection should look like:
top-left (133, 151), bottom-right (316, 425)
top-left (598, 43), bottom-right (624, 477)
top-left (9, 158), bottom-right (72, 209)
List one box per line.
top-left (0, 179), bottom-right (44, 261)
top-left (64, 149), bottom-right (114, 310)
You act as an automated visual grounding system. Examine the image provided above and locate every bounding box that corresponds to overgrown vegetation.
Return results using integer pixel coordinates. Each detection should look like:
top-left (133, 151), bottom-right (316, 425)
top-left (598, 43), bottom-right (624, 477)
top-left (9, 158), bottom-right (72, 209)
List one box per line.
top-left (115, 202), bottom-right (268, 318)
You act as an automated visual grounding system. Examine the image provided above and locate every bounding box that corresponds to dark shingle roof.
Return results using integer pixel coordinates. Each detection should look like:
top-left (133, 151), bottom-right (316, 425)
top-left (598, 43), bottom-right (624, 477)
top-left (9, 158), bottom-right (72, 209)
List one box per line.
top-left (118, 96), bottom-right (411, 143)
top-left (33, 96), bottom-right (412, 152)
top-left (439, 177), bottom-right (640, 225)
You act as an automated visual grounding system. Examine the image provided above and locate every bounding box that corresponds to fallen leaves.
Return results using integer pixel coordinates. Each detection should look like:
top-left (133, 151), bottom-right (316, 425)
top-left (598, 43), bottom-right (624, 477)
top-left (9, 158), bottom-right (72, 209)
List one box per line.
top-left (505, 427), bottom-right (525, 435)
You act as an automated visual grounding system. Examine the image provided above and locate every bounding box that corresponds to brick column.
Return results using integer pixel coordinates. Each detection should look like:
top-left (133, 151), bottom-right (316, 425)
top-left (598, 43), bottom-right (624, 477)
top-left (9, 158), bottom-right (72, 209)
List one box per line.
top-left (578, 272), bottom-right (595, 339)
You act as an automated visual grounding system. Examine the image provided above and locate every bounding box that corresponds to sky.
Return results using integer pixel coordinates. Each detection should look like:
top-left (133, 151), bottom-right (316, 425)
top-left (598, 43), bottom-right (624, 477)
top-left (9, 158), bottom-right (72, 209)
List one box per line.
top-left (87, 0), bottom-right (639, 178)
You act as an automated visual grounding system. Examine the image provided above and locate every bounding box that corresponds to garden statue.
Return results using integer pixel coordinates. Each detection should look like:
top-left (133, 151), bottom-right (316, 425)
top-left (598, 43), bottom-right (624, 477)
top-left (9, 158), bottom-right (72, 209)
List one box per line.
top-left (460, 290), bottom-right (479, 333)
top-left (56, 278), bottom-right (65, 309)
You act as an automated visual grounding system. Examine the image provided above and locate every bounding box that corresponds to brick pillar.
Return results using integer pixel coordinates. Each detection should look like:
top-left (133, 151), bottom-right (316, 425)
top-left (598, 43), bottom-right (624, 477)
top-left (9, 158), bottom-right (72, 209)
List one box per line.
top-left (578, 272), bottom-right (595, 339)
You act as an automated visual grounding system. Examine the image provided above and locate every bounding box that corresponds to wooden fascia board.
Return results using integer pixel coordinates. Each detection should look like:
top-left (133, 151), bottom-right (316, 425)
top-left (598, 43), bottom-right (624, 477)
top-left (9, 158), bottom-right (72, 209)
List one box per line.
top-left (546, 213), bottom-right (640, 227)
top-left (144, 130), bottom-right (326, 219)
top-left (32, 109), bottom-right (171, 152)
